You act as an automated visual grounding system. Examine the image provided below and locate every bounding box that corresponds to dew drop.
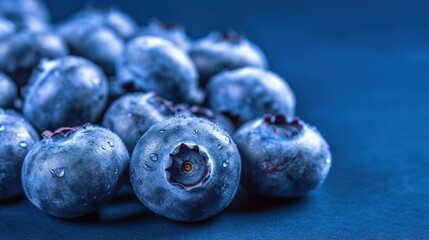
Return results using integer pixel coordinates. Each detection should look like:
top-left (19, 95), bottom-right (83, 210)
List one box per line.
top-left (159, 129), bottom-right (165, 133)
top-left (107, 141), bottom-right (114, 147)
top-left (19, 141), bottom-right (28, 148)
top-left (101, 145), bottom-right (106, 150)
top-left (221, 183), bottom-right (228, 191)
top-left (149, 153), bottom-right (158, 162)
top-left (0, 125), bottom-right (4, 131)
top-left (222, 161), bottom-right (229, 168)
top-left (50, 167), bottom-right (66, 178)
top-left (193, 129), bottom-right (198, 134)
top-left (217, 144), bottom-right (223, 149)
top-left (144, 164), bottom-right (155, 171)
top-left (138, 179), bottom-right (143, 185)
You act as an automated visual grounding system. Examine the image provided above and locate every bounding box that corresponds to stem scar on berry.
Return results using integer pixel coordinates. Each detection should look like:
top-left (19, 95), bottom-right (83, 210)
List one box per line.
top-left (263, 114), bottom-right (303, 138)
top-left (166, 143), bottom-right (211, 190)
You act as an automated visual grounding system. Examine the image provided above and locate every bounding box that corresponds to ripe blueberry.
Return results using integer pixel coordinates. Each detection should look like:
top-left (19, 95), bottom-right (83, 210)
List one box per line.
top-left (0, 73), bottom-right (17, 109)
top-left (207, 67), bottom-right (295, 125)
top-left (21, 125), bottom-right (130, 218)
top-left (137, 20), bottom-right (191, 51)
top-left (102, 92), bottom-right (176, 153)
top-left (0, 108), bottom-right (39, 200)
top-left (0, 0), bottom-right (51, 24)
top-left (130, 117), bottom-right (241, 222)
top-left (116, 36), bottom-right (203, 104)
top-left (189, 31), bottom-right (268, 86)
top-left (233, 114), bottom-right (331, 197)
top-left (0, 17), bottom-right (15, 38)
top-left (23, 56), bottom-right (109, 132)
top-left (0, 31), bottom-right (68, 87)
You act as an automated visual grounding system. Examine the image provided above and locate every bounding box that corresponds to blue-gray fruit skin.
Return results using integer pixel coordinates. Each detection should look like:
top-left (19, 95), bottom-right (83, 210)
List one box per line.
top-left (0, 108), bottom-right (39, 200)
top-left (0, 17), bottom-right (15, 37)
top-left (23, 56), bottom-right (108, 132)
top-left (233, 115), bottom-right (331, 197)
top-left (0, 31), bottom-right (69, 87)
top-left (189, 31), bottom-right (268, 87)
top-left (21, 125), bottom-right (130, 218)
top-left (207, 67), bottom-right (295, 125)
top-left (116, 36), bottom-right (203, 104)
top-left (0, 0), bottom-right (51, 24)
top-left (130, 117), bottom-right (241, 222)
top-left (0, 73), bottom-right (17, 109)
top-left (102, 92), bottom-right (176, 153)
top-left (136, 20), bottom-right (191, 51)
top-left (174, 104), bottom-right (235, 135)
top-left (57, 20), bottom-right (123, 75)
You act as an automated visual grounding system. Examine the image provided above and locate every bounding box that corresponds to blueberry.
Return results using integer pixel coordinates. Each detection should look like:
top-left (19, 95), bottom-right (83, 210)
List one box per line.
top-left (0, 31), bottom-right (68, 87)
top-left (116, 36), bottom-right (203, 104)
top-left (0, 108), bottom-right (39, 200)
top-left (130, 117), bottom-right (241, 222)
top-left (57, 20), bottom-right (123, 75)
top-left (23, 56), bottom-right (108, 132)
top-left (102, 92), bottom-right (176, 153)
top-left (189, 31), bottom-right (268, 86)
top-left (233, 115), bottom-right (331, 197)
top-left (0, 73), bottom-right (17, 109)
top-left (0, 0), bottom-right (51, 24)
top-left (0, 17), bottom-right (15, 38)
top-left (21, 125), bottom-right (129, 218)
top-left (98, 7), bottom-right (138, 40)
top-left (174, 104), bottom-right (235, 135)
top-left (136, 20), bottom-right (191, 51)
top-left (207, 67), bottom-right (295, 126)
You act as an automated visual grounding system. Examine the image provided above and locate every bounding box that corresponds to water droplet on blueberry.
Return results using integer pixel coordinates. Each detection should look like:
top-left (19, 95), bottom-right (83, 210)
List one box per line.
top-left (138, 179), bottom-right (143, 185)
top-left (144, 164), bottom-right (155, 171)
top-left (159, 129), bottom-right (166, 133)
top-left (101, 145), bottom-right (106, 150)
top-left (19, 141), bottom-right (28, 148)
top-left (217, 144), bottom-right (223, 149)
top-left (222, 161), bottom-right (229, 167)
top-left (150, 153), bottom-right (158, 162)
top-left (107, 141), bottom-right (114, 147)
top-left (193, 129), bottom-right (198, 134)
top-left (50, 167), bottom-right (66, 178)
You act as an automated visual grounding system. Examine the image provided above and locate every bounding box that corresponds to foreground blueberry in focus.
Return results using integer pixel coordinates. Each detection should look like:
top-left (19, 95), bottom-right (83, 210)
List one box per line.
top-left (130, 117), bottom-right (241, 222)
top-left (21, 125), bottom-right (129, 218)
top-left (102, 92), bottom-right (176, 153)
top-left (189, 31), bottom-right (267, 86)
top-left (207, 67), bottom-right (295, 126)
top-left (233, 115), bottom-right (331, 197)
top-left (23, 56), bottom-right (108, 132)
top-left (0, 109), bottom-right (39, 200)
top-left (0, 31), bottom-right (68, 87)
top-left (0, 73), bottom-right (17, 109)
top-left (116, 36), bottom-right (203, 104)
top-left (136, 20), bottom-right (191, 51)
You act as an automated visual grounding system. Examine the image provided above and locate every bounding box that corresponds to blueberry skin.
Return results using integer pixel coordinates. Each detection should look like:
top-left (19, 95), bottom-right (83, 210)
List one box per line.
top-left (0, 109), bottom-right (39, 199)
top-left (0, 17), bottom-right (15, 38)
top-left (0, 73), bottom-right (17, 109)
top-left (174, 104), bottom-right (235, 135)
top-left (0, 0), bottom-right (51, 23)
top-left (102, 92), bottom-right (176, 153)
top-left (116, 36), bottom-right (203, 104)
top-left (207, 67), bottom-right (295, 125)
top-left (130, 117), bottom-right (241, 222)
top-left (23, 56), bottom-right (108, 132)
top-left (0, 31), bottom-right (68, 87)
top-left (21, 125), bottom-right (130, 218)
top-left (136, 20), bottom-right (191, 51)
top-left (233, 115), bottom-right (331, 197)
top-left (189, 31), bottom-right (268, 86)
top-left (57, 20), bottom-right (123, 76)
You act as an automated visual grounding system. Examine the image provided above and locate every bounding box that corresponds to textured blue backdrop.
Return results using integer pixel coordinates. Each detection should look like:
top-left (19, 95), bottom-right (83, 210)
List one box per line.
top-left (1, 0), bottom-right (428, 239)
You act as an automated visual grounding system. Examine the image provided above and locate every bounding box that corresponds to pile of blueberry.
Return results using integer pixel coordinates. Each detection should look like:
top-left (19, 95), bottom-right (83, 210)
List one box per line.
top-left (0, 0), bottom-right (332, 222)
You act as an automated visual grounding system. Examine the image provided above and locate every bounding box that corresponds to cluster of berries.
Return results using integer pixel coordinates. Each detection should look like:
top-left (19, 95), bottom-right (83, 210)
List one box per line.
top-left (0, 0), bottom-right (331, 222)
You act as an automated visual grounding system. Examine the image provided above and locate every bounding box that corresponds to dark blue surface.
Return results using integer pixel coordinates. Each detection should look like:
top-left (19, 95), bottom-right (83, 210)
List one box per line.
top-left (1, 0), bottom-right (429, 239)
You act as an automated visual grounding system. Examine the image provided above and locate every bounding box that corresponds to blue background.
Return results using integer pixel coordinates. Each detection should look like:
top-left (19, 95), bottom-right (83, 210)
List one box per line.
top-left (1, 0), bottom-right (429, 239)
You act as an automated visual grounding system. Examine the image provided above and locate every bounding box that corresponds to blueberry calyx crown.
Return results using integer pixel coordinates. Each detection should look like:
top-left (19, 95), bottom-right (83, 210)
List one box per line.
top-left (149, 92), bottom-right (176, 113)
top-left (263, 114), bottom-right (303, 138)
top-left (166, 143), bottom-right (211, 190)
top-left (217, 31), bottom-right (243, 43)
top-left (42, 124), bottom-right (89, 139)
top-left (174, 104), bottom-right (216, 120)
